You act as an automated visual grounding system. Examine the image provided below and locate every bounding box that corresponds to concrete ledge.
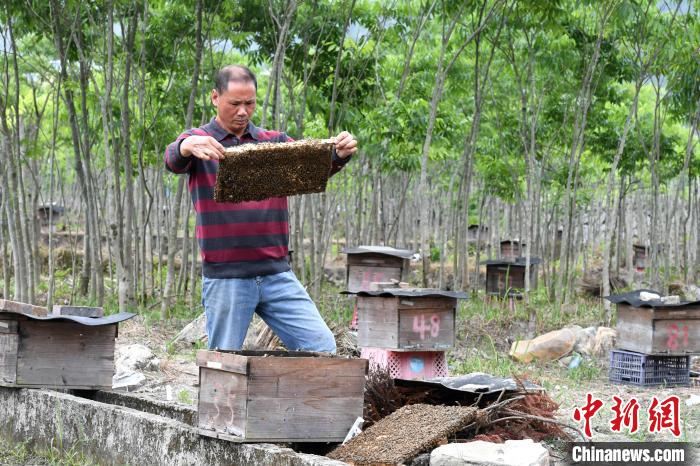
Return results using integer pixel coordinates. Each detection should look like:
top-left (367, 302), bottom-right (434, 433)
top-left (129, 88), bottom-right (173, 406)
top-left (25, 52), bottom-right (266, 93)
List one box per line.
top-left (0, 388), bottom-right (346, 466)
top-left (92, 390), bottom-right (198, 426)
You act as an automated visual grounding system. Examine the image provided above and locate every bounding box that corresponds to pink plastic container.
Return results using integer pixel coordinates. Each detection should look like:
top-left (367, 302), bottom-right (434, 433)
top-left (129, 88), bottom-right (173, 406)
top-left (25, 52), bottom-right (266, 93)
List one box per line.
top-left (360, 347), bottom-right (448, 379)
top-left (349, 301), bottom-right (359, 331)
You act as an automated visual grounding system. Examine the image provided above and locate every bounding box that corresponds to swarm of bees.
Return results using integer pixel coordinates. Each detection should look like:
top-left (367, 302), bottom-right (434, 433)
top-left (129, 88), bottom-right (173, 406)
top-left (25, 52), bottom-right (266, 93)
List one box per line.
top-left (214, 139), bottom-right (334, 203)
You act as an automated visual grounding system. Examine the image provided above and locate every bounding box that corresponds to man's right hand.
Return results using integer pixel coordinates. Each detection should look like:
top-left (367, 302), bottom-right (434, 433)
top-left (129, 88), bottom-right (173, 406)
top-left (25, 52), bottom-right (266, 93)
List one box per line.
top-left (179, 136), bottom-right (225, 161)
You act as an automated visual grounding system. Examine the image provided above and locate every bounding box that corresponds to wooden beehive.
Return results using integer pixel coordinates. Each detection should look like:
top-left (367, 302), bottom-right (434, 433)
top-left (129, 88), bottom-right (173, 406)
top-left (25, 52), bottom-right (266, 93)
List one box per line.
top-left (553, 228), bottom-right (563, 258)
top-left (0, 300), bottom-right (132, 389)
top-left (499, 240), bottom-right (525, 260)
top-left (214, 139), bottom-right (333, 203)
top-left (467, 224), bottom-right (488, 243)
top-left (343, 246), bottom-right (413, 293)
top-left (484, 259), bottom-right (541, 298)
top-left (615, 303), bottom-right (700, 354)
top-left (356, 290), bottom-right (467, 350)
top-left (196, 350), bottom-right (367, 442)
top-left (633, 244), bottom-right (648, 271)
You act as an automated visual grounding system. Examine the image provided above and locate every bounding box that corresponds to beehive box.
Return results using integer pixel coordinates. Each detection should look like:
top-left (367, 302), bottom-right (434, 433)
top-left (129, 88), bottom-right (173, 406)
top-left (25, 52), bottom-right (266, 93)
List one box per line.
top-left (343, 246), bottom-right (413, 293)
top-left (356, 290), bottom-right (467, 350)
top-left (632, 244), bottom-right (648, 271)
top-left (0, 300), bottom-right (134, 389)
top-left (484, 258), bottom-right (541, 298)
top-left (196, 350), bottom-right (367, 442)
top-left (607, 291), bottom-right (700, 354)
top-left (500, 240), bottom-right (525, 260)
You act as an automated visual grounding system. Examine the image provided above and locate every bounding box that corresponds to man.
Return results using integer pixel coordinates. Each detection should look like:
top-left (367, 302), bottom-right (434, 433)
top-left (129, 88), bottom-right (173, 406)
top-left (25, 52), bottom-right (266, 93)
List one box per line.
top-left (165, 65), bottom-right (357, 352)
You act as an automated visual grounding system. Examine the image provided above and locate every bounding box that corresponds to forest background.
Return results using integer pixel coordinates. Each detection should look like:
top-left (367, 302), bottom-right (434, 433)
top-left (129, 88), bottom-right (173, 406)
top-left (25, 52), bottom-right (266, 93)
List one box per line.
top-left (1, 0), bottom-right (699, 328)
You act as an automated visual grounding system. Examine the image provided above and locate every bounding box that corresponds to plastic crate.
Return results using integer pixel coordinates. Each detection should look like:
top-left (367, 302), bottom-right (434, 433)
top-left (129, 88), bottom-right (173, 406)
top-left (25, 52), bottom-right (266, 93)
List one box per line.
top-left (360, 347), bottom-right (448, 379)
top-left (609, 349), bottom-right (690, 387)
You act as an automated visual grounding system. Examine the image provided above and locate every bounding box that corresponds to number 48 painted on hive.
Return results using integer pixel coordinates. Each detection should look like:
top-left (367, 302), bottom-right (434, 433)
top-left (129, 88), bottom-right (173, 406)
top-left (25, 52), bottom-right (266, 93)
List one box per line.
top-left (412, 314), bottom-right (440, 340)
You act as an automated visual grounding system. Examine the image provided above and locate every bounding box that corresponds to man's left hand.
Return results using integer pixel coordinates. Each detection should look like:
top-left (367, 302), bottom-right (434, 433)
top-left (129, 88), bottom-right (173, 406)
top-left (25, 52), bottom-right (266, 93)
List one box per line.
top-left (333, 131), bottom-right (357, 159)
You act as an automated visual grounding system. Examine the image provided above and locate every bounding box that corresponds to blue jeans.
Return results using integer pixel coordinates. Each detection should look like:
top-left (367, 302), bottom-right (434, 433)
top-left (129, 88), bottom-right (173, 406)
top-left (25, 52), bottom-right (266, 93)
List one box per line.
top-left (202, 270), bottom-right (336, 353)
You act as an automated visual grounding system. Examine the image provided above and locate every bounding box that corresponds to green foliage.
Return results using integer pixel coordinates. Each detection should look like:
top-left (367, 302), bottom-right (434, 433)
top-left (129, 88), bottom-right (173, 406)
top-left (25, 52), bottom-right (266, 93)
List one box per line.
top-left (177, 389), bottom-right (194, 405)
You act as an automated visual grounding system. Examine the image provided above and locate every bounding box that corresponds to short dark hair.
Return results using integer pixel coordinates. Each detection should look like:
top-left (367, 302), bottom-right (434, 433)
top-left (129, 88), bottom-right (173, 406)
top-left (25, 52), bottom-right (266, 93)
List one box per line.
top-left (214, 65), bottom-right (257, 93)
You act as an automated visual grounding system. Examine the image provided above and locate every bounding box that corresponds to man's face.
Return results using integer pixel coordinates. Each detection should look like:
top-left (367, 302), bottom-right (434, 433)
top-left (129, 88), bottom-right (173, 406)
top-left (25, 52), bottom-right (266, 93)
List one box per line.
top-left (212, 81), bottom-right (257, 136)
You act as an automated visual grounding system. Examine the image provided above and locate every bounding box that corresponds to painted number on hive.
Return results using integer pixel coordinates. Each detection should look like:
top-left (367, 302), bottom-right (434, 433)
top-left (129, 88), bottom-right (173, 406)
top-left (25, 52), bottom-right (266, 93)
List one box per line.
top-left (361, 270), bottom-right (385, 288)
top-left (412, 314), bottom-right (441, 339)
top-left (666, 323), bottom-right (689, 351)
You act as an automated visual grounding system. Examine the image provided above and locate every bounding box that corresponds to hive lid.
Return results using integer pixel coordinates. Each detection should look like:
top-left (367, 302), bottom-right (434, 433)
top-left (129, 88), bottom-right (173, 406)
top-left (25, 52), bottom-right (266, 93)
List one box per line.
top-left (342, 245), bottom-right (415, 259)
top-left (354, 289), bottom-right (468, 299)
top-left (605, 289), bottom-right (700, 308)
top-left (0, 308), bottom-right (136, 326)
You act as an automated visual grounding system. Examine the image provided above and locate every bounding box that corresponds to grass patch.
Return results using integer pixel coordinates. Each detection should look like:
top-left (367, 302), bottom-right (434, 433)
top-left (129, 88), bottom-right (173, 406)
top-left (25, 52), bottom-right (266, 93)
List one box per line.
top-left (0, 440), bottom-right (32, 465)
top-left (566, 357), bottom-right (602, 382)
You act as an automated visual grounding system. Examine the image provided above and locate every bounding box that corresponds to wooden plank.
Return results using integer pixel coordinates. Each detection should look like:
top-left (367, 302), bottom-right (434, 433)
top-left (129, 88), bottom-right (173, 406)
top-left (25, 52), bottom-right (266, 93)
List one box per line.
top-left (616, 305), bottom-right (654, 353)
top-left (198, 428), bottom-right (246, 443)
top-left (651, 319), bottom-right (700, 354)
top-left (0, 319), bottom-right (18, 334)
top-left (347, 266), bottom-right (402, 292)
top-left (0, 299), bottom-right (48, 317)
top-left (198, 427), bottom-right (344, 444)
top-left (197, 367), bottom-right (247, 436)
top-left (248, 356), bottom-right (368, 378)
top-left (0, 333), bottom-right (18, 384)
top-left (358, 321), bottom-right (399, 348)
top-left (16, 321), bottom-right (115, 388)
top-left (397, 297), bottom-right (456, 310)
top-left (398, 308), bottom-right (455, 350)
top-left (357, 300), bottom-right (398, 348)
top-left (348, 253), bottom-right (405, 268)
top-left (52, 305), bottom-right (104, 318)
top-left (245, 397), bottom-right (364, 441)
top-left (357, 303), bottom-right (398, 324)
top-left (196, 350), bottom-right (249, 374)
top-left (357, 296), bottom-right (399, 313)
top-left (650, 306), bottom-right (700, 320)
top-left (248, 374), bottom-right (366, 398)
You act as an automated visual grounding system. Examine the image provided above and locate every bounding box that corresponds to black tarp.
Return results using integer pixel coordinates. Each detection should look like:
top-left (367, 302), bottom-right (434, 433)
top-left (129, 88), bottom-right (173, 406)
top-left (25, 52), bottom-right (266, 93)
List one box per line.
top-left (0, 309), bottom-right (136, 326)
top-left (604, 289), bottom-right (700, 308)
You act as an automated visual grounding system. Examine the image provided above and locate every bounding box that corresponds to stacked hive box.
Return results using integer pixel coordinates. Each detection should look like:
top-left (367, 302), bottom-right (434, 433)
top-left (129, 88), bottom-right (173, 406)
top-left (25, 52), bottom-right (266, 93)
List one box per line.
top-left (606, 290), bottom-right (697, 387)
top-left (0, 299), bottom-right (134, 390)
top-left (480, 240), bottom-right (542, 311)
top-left (356, 289), bottom-right (468, 379)
top-left (342, 246), bottom-right (414, 330)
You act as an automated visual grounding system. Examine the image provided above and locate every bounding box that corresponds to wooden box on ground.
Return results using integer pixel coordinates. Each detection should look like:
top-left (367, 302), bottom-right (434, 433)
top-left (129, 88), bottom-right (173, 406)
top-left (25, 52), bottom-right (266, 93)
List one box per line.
top-left (484, 258), bottom-right (541, 298)
top-left (0, 305), bottom-right (133, 389)
top-left (608, 295), bottom-right (700, 354)
top-left (356, 290), bottom-right (467, 350)
top-left (343, 246), bottom-right (413, 293)
top-left (196, 350), bottom-right (368, 442)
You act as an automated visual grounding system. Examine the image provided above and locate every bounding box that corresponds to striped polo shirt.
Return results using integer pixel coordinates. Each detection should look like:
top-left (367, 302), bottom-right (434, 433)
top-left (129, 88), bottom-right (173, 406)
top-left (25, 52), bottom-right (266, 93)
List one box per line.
top-left (164, 118), bottom-right (349, 278)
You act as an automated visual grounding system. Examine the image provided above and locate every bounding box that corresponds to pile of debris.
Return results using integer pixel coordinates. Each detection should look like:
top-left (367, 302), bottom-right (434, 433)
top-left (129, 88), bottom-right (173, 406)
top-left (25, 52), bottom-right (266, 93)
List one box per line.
top-left (339, 369), bottom-right (577, 465)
